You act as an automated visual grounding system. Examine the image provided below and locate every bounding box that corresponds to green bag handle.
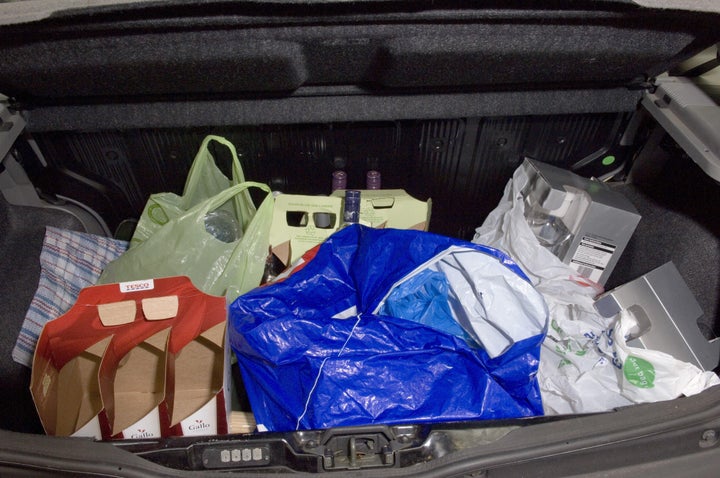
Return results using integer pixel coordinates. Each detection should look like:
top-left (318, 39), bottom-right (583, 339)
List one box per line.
top-left (183, 135), bottom-right (256, 228)
top-left (196, 180), bottom-right (271, 217)
top-left (183, 135), bottom-right (247, 198)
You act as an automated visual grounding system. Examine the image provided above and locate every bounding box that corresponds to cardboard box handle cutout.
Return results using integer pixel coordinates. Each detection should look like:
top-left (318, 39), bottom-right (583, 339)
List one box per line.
top-left (98, 296), bottom-right (179, 326)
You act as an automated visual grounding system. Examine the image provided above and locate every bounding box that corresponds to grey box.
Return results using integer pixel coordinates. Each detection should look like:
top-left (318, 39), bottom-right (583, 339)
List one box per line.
top-left (594, 262), bottom-right (720, 371)
top-left (519, 158), bottom-right (641, 285)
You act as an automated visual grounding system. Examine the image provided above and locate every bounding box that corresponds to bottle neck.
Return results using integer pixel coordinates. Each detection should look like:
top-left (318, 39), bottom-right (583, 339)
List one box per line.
top-left (343, 190), bottom-right (361, 224)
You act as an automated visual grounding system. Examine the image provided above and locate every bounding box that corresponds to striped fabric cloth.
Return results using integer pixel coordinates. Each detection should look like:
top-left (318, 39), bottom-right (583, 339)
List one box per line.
top-left (12, 226), bottom-right (128, 367)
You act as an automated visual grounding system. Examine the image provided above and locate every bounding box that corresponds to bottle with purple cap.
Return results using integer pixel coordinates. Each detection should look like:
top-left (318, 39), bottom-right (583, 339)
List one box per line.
top-left (332, 170), bottom-right (347, 192)
top-left (366, 170), bottom-right (381, 190)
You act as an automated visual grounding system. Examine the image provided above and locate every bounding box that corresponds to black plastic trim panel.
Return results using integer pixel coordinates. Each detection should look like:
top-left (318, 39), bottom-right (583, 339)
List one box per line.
top-left (2, 385), bottom-right (720, 476)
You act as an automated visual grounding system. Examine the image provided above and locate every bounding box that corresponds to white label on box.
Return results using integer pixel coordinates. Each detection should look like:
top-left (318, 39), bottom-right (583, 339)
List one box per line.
top-left (180, 397), bottom-right (218, 436)
top-left (123, 408), bottom-right (162, 439)
top-left (570, 236), bottom-right (616, 282)
top-left (71, 415), bottom-right (102, 440)
top-left (119, 279), bottom-right (155, 293)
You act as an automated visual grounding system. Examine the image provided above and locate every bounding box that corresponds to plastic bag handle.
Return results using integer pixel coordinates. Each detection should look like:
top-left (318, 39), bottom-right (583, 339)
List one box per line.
top-left (184, 135), bottom-right (246, 196)
top-left (198, 181), bottom-right (271, 215)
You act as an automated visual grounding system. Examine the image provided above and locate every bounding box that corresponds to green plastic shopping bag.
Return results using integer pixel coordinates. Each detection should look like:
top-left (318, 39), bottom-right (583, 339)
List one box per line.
top-left (130, 135), bottom-right (253, 248)
top-left (98, 182), bottom-right (273, 300)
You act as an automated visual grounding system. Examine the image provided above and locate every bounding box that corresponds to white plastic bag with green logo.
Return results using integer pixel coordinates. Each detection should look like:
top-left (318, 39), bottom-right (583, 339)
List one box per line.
top-left (474, 166), bottom-right (719, 415)
top-left (99, 182), bottom-right (273, 300)
top-left (614, 309), bottom-right (720, 403)
top-left (130, 135), bottom-right (253, 248)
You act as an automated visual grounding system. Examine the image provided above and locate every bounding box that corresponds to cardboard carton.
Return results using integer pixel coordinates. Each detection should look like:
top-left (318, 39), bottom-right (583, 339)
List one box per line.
top-left (594, 262), bottom-right (720, 371)
top-left (31, 335), bottom-right (113, 438)
top-left (105, 327), bottom-right (171, 439)
top-left (31, 276), bottom-right (229, 439)
top-left (518, 158), bottom-right (640, 285)
top-left (331, 188), bottom-right (432, 231)
top-left (269, 194), bottom-right (343, 267)
top-left (270, 190), bottom-right (431, 266)
top-left (164, 292), bottom-right (229, 436)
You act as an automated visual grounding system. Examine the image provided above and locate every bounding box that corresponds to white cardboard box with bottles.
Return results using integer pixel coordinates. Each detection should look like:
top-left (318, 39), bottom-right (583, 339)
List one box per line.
top-left (269, 190), bottom-right (431, 267)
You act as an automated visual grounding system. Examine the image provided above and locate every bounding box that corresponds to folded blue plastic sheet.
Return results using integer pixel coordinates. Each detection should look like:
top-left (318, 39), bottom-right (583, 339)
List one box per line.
top-left (379, 268), bottom-right (472, 342)
top-left (229, 225), bottom-right (548, 432)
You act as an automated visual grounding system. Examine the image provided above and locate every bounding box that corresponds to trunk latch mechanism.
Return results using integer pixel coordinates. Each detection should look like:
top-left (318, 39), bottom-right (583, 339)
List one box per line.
top-left (299, 425), bottom-right (420, 470)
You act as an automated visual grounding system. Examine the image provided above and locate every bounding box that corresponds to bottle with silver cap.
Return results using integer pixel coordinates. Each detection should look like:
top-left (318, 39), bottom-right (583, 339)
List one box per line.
top-left (342, 190), bottom-right (361, 226)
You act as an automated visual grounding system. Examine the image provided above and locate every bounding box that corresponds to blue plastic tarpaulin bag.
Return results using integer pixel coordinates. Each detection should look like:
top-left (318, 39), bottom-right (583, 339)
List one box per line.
top-left (229, 225), bottom-right (548, 432)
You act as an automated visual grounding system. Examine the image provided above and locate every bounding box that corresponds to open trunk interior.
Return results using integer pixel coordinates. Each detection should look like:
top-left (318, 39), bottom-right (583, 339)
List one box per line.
top-left (1, 1), bottom-right (719, 475)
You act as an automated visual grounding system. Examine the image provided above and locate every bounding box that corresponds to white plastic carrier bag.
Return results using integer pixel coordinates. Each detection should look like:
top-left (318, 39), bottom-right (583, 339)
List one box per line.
top-left (473, 165), bottom-right (719, 414)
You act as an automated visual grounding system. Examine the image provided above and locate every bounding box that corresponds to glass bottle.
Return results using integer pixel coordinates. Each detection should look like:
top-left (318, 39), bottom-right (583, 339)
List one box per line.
top-left (342, 190), bottom-right (361, 226)
top-left (204, 209), bottom-right (242, 243)
top-left (260, 246), bottom-right (285, 284)
top-left (332, 170), bottom-right (347, 191)
top-left (366, 170), bottom-right (381, 190)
